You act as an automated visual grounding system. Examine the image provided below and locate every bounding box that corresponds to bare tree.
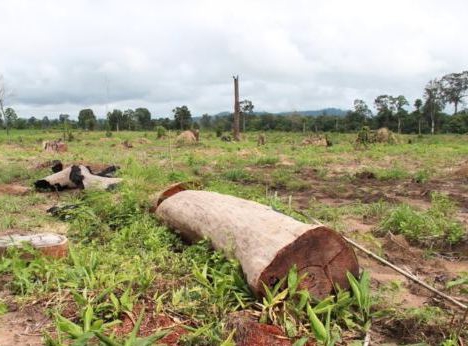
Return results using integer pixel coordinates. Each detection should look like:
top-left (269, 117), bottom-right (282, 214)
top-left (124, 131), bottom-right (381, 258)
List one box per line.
top-left (232, 75), bottom-right (240, 141)
top-left (424, 79), bottom-right (445, 135)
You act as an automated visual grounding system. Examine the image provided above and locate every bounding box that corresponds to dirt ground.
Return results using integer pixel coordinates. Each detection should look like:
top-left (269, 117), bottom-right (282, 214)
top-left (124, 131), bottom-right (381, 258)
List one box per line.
top-left (0, 305), bottom-right (48, 346)
top-left (0, 132), bottom-right (467, 344)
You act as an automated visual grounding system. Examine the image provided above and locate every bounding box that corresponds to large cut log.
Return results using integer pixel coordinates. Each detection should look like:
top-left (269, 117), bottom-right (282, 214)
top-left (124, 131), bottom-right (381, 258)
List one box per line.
top-left (152, 184), bottom-right (359, 298)
top-left (0, 233), bottom-right (68, 258)
top-left (34, 165), bottom-right (122, 191)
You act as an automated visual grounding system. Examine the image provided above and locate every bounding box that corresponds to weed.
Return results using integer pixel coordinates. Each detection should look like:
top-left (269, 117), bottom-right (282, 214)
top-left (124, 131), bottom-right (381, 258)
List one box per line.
top-left (256, 156), bottom-right (279, 166)
top-left (223, 168), bottom-right (252, 182)
top-left (379, 193), bottom-right (465, 247)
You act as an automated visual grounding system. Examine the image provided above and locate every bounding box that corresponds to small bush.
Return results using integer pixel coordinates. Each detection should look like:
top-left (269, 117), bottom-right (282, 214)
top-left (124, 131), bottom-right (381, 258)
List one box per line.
top-left (380, 193), bottom-right (464, 246)
top-left (156, 126), bottom-right (167, 139)
top-left (223, 168), bottom-right (251, 182)
top-left (413, 169), bottom-right (430, 184)
top-left (256, 156), bottom-right (279, 166)
top-left (375, 167), bottom-right (409, 181)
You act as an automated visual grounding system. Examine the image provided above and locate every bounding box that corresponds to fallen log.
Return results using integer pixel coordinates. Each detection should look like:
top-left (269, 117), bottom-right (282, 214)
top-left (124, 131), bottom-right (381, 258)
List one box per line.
top-left (34, 165), bottom-right (122, 191)
top-left (152, 184), bottom-right (359, 298)
top-left (0, 233), bottom-right (68, 258)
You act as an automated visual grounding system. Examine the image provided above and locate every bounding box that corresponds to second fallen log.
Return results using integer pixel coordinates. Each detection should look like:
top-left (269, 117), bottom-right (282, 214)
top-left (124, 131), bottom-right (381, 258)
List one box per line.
top-left (153, 185), bottom-right (359, 298)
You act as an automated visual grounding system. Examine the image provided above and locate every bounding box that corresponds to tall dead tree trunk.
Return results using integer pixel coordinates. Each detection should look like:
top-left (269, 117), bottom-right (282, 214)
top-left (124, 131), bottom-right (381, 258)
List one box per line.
top-left (233, 75), bottom-right (240, 141)
top-left (152, 184), bottom-right (359, 298)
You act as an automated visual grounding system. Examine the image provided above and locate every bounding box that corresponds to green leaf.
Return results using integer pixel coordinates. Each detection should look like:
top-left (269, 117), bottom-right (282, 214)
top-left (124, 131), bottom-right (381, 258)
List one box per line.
top-left (133, 330), bottom-right (170, 346)
top-left (94, 331), bottom-right (121, 346)
top-left (272, 288), bottom-right (289, 305)
top-left (347, 272), bottom-right (362, 307)
top-left (284, 317), bottom-right (297, 338)
top-left (288, 265), bottom-right (299, 296)
top-left (83, 305), bottom-right (93, 332)
top-left (56, 315), bottom-right (83, 339)
top-left (292, 337), bottom-right (309, 346)
top-left (307, 304), bottom-right (327, 342)
top-left (70, 332), bottom-right (95, 346)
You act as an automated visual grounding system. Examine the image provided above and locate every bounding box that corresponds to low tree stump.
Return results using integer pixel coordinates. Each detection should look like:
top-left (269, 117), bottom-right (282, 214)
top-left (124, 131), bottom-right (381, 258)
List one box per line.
top-left (43, 140), bottom-right (68, 152)
top-left (152, 184), bottom-right (359, 298)
top-left (0, 233), bottom-right (68, 258)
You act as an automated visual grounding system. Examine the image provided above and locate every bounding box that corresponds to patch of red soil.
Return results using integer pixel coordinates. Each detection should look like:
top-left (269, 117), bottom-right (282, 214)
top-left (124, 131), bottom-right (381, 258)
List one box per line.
top-left (114, 306), bottom-right (187, 345)
top-left (226, 311), bottom-right (316, 346)
top-left (0, 184), bottom-right (30, 196)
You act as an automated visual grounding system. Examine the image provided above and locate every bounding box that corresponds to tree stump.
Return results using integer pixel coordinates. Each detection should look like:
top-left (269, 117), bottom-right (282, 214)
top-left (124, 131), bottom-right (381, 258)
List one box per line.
top-left (152, 184), bottom-right (359, 298)
top-left (43, 140), bottom-right (68, 152)
top-left (0, 233), bottom-right (68, 258)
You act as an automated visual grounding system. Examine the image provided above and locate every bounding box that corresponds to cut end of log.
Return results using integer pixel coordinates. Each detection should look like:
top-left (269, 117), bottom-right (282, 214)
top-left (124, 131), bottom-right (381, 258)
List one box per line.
top-left (151, 182), bottom-right (188, 211)
top-left (0, 233), bottom-right (68, 259)
top-left (152, 184), bottom-right (360, 299)
top-left (257, 225), bottom-right (359, 298)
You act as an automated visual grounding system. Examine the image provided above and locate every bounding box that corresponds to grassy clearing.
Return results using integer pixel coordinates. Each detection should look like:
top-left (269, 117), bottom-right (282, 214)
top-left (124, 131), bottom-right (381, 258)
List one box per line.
top-left (0, 130), bottom-right (467, 345)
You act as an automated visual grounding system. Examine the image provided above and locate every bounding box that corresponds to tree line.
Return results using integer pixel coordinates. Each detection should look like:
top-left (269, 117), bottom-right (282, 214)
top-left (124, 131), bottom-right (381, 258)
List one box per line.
top-left (1, 70), bottom-right (467, 134)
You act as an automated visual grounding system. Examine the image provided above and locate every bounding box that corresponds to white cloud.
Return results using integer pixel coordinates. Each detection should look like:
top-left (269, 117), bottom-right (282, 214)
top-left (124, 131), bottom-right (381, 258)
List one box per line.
top-left (0, 0), bottom-right (466, 118)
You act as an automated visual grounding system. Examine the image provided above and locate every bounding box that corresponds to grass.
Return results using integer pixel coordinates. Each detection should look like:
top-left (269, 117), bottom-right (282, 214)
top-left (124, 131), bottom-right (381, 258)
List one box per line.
top-left (379, 192), bottom-right (465, 247)
top-left (0, 129), bottom-right (467, 345)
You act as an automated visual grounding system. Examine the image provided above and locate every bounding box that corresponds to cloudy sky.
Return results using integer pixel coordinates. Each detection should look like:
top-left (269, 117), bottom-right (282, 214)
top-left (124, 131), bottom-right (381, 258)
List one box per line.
top-left (0, 0), bottom-right (466, 119)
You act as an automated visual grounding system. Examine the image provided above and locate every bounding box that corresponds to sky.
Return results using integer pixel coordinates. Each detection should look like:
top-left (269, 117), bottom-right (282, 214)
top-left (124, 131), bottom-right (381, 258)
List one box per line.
top-left (0, 0), bottom-right (466, 119)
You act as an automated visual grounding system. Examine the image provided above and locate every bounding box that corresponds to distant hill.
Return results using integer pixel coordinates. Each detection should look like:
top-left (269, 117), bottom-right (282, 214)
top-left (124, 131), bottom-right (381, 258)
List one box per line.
top-left (210, 108), bottom-right (348, 117)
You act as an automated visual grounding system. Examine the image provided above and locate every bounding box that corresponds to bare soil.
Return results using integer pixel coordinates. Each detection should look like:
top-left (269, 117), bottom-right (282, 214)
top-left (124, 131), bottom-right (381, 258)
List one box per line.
top-left (0, 304), bottom-right (48, 346)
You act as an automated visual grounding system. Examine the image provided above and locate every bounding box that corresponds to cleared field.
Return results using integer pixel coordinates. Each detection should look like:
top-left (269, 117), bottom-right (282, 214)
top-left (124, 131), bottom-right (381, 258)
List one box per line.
top-left (0, 130), bottom-right (467, 345)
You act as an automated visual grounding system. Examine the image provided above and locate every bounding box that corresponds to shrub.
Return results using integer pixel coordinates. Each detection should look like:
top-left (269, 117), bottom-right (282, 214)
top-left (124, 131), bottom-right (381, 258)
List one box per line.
top-left (256, 156), bottom-right (279, 166)
top-left (379, 193), bottom-right (464, 246)
top-left (223, 168), bottom-right (251, 182)
top-left (155, 126), bottom-right (167, 139)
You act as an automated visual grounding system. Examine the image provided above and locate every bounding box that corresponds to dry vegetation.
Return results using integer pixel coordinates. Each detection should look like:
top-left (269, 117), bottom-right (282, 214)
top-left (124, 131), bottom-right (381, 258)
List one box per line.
top-left (0, 129), bottom-right (467, 345)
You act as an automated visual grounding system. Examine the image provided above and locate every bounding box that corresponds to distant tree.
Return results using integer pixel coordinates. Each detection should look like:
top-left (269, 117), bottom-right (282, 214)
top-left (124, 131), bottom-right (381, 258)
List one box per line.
top-left (172, 105), bottom-right (192, 130)
top-left (59, 114), bottom-right (69, 123)
top-left (4, 108), bottom-right (17, 134)
top-left (200, 113), bottom-right (211, 129)
top-left (58, 114), bottom-right (71, 140)
top-left (239, 99), bottom-right (254, 132)
top-left (374, 95), bottom-right (393, 129)
top-left (107, 109), bottom-right (123, 131)
top-left (440, 71), bottom-right (468, 114)
top-left (27, 116), bottom-right (40, 129)
top-left (442, 111), bottom-right (468, 133)
top-left (413, 99), bottom-right (423, 135)
top-left (345, 99), bottom-right (372, 131)
top-left (424, 79), bottom-right (445, 135)
top-left (41, 116), bottom-right (50, 129)
top-left (134, 107), bottom-right (152, 130)
top-left (78, 109), bottom-right (97, 130)
top-left (14, 117), bottom-right (27, 129)
top-left (122, 109), bottom-right (135, 130)
top-left (392, 95), bottom-right (409, 134)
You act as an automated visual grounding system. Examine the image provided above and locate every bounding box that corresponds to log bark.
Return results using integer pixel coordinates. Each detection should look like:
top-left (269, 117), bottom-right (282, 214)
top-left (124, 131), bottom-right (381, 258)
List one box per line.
top-left (0, 233), bottom-right (68, 258)
top-left (152, 184), bottom-right (359, 298)
top-left (35, 165), bottom-right (122, 191)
